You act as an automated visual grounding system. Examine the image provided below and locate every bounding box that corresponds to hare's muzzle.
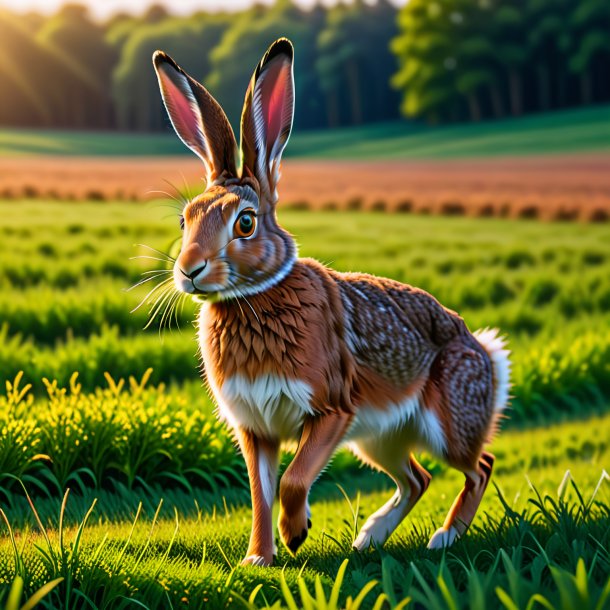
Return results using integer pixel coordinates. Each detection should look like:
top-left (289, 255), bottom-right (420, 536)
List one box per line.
top-left (174, 241), bottom-right (227, 295)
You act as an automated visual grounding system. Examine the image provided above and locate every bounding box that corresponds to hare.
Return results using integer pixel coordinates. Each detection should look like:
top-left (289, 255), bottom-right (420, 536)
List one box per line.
top-left (153, 38), bottom-right (510, 567)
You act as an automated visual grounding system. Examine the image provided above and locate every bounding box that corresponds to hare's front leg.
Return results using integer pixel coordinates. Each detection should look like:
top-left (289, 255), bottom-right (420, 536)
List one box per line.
top-left (279, 411), bottom-right (352, 554)
top-left (235, 427), bottom-right (279, 566)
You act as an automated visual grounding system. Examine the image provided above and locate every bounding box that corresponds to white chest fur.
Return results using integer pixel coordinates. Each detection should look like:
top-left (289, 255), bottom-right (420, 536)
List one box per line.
top-left (215, 374), bottom-right (315, 440)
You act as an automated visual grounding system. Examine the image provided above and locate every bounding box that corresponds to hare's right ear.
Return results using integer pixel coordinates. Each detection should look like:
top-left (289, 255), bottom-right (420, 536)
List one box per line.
top-left (240, 38), bottom-right (294, 205)
top-left (153, 51), bottom-right (238, 186)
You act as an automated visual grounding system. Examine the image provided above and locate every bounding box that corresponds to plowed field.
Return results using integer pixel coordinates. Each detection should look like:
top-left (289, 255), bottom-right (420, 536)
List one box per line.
top-left (1, 153), bottom-right (609, 220)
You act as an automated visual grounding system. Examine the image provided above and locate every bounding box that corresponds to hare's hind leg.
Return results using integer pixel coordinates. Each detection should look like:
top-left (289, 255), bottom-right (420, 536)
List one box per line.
top-left (428, 452), bottom-right (494, 549)
top-left (423, 335), bottom-right (496, 549)
top-left (351, 435), bottom-right (431, 552)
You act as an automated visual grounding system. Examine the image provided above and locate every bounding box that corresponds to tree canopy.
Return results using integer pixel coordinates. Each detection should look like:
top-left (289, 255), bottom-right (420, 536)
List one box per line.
top-left (392, 0), bottom-right (610, 123)
top-left (0, 0), bottom-right (608, 130)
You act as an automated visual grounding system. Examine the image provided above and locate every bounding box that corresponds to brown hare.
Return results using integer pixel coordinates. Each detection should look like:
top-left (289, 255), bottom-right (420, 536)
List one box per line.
top-left (152, 38), bottom-right (510, 567)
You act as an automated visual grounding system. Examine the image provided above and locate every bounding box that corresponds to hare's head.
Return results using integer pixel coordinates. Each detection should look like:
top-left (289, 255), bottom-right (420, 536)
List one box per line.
top-left (153, 39), bottom-right (296, 300)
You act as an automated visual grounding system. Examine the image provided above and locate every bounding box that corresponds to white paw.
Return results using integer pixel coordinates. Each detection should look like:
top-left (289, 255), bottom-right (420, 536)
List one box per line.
top-left (352, 520), bottom-right (388, 552)
top-left (241, 554), bottom-right (271, 567)
top-left (427, 526), bottom-right (459, 550)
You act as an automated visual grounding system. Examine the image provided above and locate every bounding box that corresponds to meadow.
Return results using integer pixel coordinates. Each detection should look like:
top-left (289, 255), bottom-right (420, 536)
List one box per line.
top-left (1, 105), bottom-right (609, 159)
top-left (0, 199), bottom-right (609, 608)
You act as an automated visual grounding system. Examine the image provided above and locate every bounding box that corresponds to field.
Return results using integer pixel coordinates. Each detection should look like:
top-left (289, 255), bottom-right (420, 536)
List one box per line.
top-left (1, 198), bottom-right (609, 608)
top-left (2, 154), bottom-right (610, 222)
top-left (1, 105), bottom-right (609, 158)
top-left (1, 106), bottom-right (610, 221)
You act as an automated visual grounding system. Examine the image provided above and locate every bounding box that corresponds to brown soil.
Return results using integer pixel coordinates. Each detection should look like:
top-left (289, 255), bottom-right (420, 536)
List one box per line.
top-left (1, 154), bottom-right (609, 221)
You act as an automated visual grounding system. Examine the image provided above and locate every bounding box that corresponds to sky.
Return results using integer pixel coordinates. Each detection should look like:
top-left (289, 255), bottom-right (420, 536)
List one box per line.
top-left (0, 0), bottom-right (405, 19)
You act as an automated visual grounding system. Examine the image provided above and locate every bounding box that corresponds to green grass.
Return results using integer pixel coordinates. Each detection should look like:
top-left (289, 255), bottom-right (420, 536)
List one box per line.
top-left (1, 198), bottom-right (609, 608)
top-left (1, 412), bottom-right (609, 609)
top-left (1, 105), bottom-right (609, 159)
top-left (1, 201), bottom-right (609, 420)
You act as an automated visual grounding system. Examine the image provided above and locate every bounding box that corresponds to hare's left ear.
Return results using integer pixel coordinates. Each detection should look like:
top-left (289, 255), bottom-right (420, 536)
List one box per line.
top-left (240, 38), bottom-right (294, 204)
top-left (153, 51), bottom-right (238, 186)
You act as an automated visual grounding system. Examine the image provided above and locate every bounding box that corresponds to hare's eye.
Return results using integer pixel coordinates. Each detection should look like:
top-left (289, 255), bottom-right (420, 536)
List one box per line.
top-left (234, 210), bottom-right (256, 238)
top-left (179, 215), bottom-right (185, 231)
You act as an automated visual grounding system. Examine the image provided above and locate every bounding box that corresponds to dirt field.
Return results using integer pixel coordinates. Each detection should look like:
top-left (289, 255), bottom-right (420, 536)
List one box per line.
top-left (1, 154), bottom-right (609, 220)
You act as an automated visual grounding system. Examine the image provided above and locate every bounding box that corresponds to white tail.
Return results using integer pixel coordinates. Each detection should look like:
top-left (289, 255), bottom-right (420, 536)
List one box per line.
top-left (474, 328), bottom-right (511, 414)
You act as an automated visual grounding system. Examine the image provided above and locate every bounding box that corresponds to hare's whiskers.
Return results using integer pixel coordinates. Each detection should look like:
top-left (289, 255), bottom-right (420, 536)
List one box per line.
top-left (227, 279), bottom-right (248, 321)
top-left (126, 272), bottom-right (172, 292)
top-left (164, 290), bottom-right (183, 332)
top-left (131, 277), bottom-right (173, 313)
top-left (134, 243), bottom-right (176, 262)
top-left (163, 178), bottom-right (189, 206)
top-left (160, 290), bottom-right (181, 334)
top-left (130, 255), bottom-right (174, 264)
top-left (146, 188), bottom-right (185, 209)
top-left (176, 173), bottom-right (193, 203)
top-left (140, 269), bottom-right (173, 276)
top-left (228, 280), bottom-right (261, 326)
top-left (171, 292), bottom-right (188, 332)
top-left (145, 284), bottom-right (176, 328)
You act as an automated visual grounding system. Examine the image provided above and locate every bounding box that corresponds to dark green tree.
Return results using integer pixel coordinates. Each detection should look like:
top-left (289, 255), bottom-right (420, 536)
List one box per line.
top-left (392, 0), bottom-right (492, 123)
top-left (206, 0), bottom-right (326, 131)
top-left (489, 3), bottom-right (528, 117)
top-left (112, 14), bottom-right (231, 131)
top-left (568, 0), bottom-right (610, 105)
top-left (316, 0), bottom-right (399, 127)
top-left (528, 0), bottom-right (571, 110)
top-left (37, 4), bottom-right (117, 127)
top-left (0, 8), bottom-right (102, 128)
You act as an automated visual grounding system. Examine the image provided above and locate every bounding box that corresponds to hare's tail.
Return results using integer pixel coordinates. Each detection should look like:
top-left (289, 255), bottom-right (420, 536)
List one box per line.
top-left (473, 328), bottom-right (511, 416)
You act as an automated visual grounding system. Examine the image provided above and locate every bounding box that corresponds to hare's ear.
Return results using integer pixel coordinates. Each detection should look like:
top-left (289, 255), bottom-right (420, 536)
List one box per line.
top-left (240, 38), bottom-right (294, 204)
top-left (153, 51), bottom-right (238, 186)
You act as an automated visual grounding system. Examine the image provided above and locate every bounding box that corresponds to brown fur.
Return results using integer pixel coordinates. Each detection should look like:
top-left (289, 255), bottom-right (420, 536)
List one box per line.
top-left (423, 336), bottom-right (494, 470)
top-left (278, 410), bottom-right (352, 553)
top-left (200, 259), bottom-right (356, 416)
top-left (435, 451), bottom-right (495, 539)
top-left (235, 428), bottom-right (279, 565)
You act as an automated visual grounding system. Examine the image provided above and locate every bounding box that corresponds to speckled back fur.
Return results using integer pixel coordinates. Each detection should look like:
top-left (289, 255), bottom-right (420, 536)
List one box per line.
top-left (336, 271), bottom-right (467, 388)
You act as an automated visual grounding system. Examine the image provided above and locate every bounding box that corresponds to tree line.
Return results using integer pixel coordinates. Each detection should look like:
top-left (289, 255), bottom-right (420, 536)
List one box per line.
top-left (0, 0), bottom-right (608, 132)
top-left (393, 0), bottom-right (610, 123)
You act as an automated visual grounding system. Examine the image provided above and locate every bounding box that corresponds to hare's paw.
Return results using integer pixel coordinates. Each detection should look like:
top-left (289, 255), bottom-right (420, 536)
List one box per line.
top-left (352, 509), bottom-right (399, 552)
top-left (278, 507), bottom-right (311, 555)
top-left (278, 475), bottom-right (311, 555)
top-left (353, 522), bottom-right (384, 552)
top-left (241, 553), bottom-right (274, 567)
top-left (427, 526), bottom-right (459, 550)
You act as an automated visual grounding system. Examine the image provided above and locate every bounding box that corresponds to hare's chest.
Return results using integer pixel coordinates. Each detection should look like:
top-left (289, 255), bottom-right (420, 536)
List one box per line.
top-left (214, 374), bottom-right (314, 440)
top-left (198, 301), bottom-right (316, 439)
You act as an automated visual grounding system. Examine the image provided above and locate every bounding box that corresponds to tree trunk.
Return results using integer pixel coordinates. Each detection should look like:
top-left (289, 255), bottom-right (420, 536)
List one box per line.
top-left (489, 83), bottom-right (505, 118)
top-left (326, 89), bottom-right (339, 128)
top-left (467, 93), bottom-right (481, 122)
top-left (557, 68), bottom-right (567, 107)
top-left (580, 71), bottom-right (593, 105)
top-left (537, 63), bottom-right (551, 111)
top-left (345, 59), bottom-right (363, 125)
top-left (508, 67), bottom-right (523, 116)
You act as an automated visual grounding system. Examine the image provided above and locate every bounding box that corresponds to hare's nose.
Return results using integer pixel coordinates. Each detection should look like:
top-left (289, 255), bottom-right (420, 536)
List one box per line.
top-left (181, 261), bottom-right (208, 280)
